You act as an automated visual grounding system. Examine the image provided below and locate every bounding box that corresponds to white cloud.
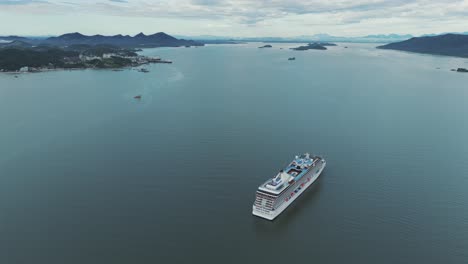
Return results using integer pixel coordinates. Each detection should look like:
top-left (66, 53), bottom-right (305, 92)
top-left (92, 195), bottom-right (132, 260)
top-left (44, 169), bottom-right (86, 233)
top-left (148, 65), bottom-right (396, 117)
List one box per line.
top-left (0, 0), bottom-right (467, 36)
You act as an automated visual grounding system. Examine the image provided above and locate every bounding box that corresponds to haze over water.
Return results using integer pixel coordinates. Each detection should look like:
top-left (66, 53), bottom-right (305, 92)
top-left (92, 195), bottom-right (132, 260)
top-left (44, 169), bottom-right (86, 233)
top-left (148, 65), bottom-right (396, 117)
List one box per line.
top-left (1, 43), bottom-right (467, 263)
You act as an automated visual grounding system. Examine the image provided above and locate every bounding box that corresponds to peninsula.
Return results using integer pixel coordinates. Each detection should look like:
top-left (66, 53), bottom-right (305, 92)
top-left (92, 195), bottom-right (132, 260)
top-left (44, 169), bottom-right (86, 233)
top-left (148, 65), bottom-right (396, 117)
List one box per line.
top-left (377, 34), bottom-right (468, 58)
top-left (0, 45), bottom-right (170, 72)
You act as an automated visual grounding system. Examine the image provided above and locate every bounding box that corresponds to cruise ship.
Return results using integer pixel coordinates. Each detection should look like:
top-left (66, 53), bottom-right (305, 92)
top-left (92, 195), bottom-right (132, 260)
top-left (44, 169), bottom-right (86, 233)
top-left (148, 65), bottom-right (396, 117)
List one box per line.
top-left (252, 153), bottom-right (326, 220)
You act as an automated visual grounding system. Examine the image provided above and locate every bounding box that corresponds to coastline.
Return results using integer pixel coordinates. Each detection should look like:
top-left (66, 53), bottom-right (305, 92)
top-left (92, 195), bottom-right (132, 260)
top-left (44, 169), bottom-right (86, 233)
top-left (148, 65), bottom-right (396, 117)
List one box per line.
top-left (0, 59), bottom-right (172, 74)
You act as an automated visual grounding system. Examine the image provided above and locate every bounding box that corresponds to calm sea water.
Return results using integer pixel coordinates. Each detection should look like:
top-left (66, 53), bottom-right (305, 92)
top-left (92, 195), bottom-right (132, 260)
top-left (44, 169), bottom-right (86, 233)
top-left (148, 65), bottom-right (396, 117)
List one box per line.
top-left (1, 43), bottom-right (467, 264)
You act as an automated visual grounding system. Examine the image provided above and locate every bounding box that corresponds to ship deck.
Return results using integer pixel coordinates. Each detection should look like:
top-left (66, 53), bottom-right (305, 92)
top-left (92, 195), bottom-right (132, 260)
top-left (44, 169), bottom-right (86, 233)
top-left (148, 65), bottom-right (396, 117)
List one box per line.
top-left (258, 156), bottom-right (321, 195)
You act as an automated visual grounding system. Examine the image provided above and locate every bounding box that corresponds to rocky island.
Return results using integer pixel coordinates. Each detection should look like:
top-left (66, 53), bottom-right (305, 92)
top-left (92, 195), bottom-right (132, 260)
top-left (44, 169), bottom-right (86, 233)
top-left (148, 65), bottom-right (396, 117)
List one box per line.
top-left (258, 44), bottom-right (273, 48)
top-left (291, 43), bottom-right (328, 51)
top-left (377, 34), bottom-right (468, 58)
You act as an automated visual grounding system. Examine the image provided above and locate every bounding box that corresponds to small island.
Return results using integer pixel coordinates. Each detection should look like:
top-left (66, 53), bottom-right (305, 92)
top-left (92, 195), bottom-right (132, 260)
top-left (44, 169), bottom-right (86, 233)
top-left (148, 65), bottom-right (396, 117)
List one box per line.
top-left (291, 43), bottom-right (328, 51)
top-left (317, 42), bottom-right (337, 46)
top-left (258, 44), bottom-right (273, 48)
top-left (456, 68), bottom-right (468, 72)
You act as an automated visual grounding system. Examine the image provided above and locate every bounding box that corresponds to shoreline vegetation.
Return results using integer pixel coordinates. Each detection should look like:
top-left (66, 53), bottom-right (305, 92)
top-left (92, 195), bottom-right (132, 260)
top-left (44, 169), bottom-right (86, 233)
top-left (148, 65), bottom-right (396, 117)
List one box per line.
top-left (2, 63), bottom-right (174, 73)
top-left (0, 45), bottom-right (172, 73)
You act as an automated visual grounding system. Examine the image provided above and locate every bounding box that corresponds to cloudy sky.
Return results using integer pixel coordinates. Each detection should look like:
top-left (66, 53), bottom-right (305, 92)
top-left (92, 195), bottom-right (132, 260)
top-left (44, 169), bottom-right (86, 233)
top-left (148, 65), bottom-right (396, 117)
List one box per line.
top-left (0, 0), bottom-right (467, 37)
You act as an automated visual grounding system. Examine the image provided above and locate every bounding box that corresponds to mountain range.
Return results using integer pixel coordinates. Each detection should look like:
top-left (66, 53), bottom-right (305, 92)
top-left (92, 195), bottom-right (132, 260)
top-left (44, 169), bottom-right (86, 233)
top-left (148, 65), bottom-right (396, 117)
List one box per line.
top-left (0, 32), bottom-right (203, 48)
top-left (175, 34), bottom-right (416, 43)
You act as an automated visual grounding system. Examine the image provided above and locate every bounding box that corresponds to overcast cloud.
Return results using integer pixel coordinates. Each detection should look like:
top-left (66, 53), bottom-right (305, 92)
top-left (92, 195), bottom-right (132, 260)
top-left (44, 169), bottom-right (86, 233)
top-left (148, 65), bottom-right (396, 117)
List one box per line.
top-left (0, 0), bottom-right (467, 36)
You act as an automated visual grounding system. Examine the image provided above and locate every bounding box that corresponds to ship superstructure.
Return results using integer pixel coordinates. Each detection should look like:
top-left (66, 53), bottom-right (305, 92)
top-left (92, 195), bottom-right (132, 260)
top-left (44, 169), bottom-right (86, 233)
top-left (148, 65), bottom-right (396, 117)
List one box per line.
top-left (252, 153), bottom-right (326, 220)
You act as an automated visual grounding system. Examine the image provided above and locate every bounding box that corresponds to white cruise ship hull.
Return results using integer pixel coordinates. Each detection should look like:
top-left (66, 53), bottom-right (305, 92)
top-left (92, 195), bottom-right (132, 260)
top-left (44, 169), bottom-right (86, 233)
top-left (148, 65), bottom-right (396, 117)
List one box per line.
top-left (252, 160), bottom-right (326, 220)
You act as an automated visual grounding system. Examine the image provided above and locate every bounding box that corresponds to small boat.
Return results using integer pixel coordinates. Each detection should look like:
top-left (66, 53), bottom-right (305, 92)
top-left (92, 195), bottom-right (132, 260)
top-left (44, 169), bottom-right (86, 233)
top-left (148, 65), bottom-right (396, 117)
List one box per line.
top-left (288, 57), bottom-right (296, 61)
top-left (138, 68), bottom-right (149, 73)
top-left (134, 95), bottom-right (142, 99)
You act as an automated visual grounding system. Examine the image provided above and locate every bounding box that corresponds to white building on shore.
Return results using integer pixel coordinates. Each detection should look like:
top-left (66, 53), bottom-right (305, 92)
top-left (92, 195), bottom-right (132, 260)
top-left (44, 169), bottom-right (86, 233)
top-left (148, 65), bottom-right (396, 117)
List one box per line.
top-left (79, 54), bottom-right (101, 61)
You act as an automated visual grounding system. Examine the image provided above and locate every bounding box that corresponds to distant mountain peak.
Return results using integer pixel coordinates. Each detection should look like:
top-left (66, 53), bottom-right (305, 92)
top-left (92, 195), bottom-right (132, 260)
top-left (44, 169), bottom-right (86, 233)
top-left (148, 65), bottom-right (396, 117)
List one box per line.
top-left (60, 32), bottom-right (86, 38)
top-left (150, 32), bottom-right (168, 36)
top-left (364, 34), bottom-right (413, 39)
top-left (148, 32), bottom-right (177, 40)
top-left (0, 39), bottom-right (32, 48)
top-left (135, 32), bottom-right (146, 38)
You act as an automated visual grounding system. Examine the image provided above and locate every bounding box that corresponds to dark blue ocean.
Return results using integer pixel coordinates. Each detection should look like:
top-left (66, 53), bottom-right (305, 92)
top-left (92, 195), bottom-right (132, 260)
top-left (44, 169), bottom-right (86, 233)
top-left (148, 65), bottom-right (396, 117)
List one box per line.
top-left (1, 43), bottom-right (467, 263)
